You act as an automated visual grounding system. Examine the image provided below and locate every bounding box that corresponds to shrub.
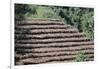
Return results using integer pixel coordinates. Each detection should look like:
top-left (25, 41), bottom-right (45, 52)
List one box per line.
top-left (75, 51), bottom-right (86, 62)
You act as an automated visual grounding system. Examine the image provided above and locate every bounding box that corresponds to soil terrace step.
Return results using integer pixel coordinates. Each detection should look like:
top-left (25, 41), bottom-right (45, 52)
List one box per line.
top-left (15, 19), bottom-right (94, 65)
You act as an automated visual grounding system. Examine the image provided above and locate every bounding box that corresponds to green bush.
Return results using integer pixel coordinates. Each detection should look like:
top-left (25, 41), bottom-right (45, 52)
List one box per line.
top-left (75, 51), bottom-right (86, 62)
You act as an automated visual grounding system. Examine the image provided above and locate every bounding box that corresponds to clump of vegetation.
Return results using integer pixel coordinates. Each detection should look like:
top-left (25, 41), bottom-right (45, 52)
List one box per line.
top-left (75, 51), bottom-right (86, 62)
top-left (26, 6), bottom-right (61, 19)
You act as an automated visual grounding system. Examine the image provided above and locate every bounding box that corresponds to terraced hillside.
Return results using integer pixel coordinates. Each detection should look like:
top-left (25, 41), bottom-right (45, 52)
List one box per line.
top-left (15, 19), bottom-right (94, 65)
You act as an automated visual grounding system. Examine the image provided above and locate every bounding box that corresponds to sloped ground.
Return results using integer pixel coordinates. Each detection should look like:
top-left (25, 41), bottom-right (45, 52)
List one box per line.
top-left (15, 19), bottom-right (94, 65)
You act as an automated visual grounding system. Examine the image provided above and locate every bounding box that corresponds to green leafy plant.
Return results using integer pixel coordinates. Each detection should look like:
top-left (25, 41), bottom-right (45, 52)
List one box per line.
top-left (75, 51), bottom-right (86, 62)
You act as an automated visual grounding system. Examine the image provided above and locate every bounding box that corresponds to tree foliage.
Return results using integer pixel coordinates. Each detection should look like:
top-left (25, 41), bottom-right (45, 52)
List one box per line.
top-left (15, 4), bottom-right (31, 20)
